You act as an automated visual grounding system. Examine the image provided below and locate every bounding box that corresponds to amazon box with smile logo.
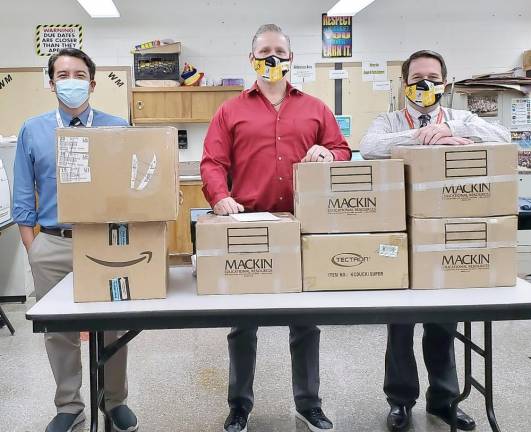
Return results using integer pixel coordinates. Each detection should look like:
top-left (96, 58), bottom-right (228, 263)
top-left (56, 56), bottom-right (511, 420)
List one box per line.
top-left (301, 233), bottom-right (409, 291)
top-left (56, 127), bottom-right (179, 223)
top-left (73, 222), bottom-right (168, 302)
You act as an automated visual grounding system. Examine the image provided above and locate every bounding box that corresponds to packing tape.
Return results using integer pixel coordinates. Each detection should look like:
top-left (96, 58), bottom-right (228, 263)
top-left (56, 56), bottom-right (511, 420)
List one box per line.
top-left (296, 181), bottom-right (405, 196)
top-left (432, 267), bottom-right (445, 289)
top-left (196, 245), bottom-right (301, 257)
top-left (217, 277), bottom-right (229, 295)
top-left (411, 174), bottom-right (517, 192)
top-left (413, 241), bottom-right (517, 253)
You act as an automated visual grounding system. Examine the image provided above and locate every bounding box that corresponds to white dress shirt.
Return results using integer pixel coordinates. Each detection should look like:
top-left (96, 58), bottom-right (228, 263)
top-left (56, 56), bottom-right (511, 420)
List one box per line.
top-left (359, 103), bottom-right (511, 159)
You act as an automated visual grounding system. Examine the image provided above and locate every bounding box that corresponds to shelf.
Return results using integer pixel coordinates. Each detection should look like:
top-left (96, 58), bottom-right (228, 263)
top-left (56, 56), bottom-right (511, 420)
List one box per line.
top-left (133, 118), bottom-right (212, 124)
top-left (132, 86), bottom-right (244, 93)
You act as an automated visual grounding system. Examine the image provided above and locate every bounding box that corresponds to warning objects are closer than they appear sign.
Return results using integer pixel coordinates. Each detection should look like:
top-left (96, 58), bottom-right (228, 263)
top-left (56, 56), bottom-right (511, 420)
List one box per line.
top-left (36, 24), bottom-right (83, 56)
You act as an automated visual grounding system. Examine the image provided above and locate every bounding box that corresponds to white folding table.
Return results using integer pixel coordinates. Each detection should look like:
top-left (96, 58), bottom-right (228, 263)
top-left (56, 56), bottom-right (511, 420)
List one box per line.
top-left (26, 266), bottom-right (531, 432)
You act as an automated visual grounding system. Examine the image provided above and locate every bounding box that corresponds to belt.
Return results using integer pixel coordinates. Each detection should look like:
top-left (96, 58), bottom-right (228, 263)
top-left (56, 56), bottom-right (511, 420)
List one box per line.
top-left (41, 227), bottom-right (72, 238)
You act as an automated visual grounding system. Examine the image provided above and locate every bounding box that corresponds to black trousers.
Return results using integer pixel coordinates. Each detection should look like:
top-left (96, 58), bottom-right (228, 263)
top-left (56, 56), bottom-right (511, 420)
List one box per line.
top-left (227, 325), bottom-right (322, 413)
top-left (384, 322), bottom-right (460, 409)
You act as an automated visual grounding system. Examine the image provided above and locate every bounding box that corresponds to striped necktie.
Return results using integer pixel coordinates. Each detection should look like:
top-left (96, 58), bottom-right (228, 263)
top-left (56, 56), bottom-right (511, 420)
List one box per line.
top-left (69, 117), bottom-right (82, 127)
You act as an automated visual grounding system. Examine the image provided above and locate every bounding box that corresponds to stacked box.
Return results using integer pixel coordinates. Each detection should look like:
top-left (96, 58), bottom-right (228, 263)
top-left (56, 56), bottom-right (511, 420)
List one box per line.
top-left (294, 160), bottom-right (409, 291)
top-left (195, 213), bottom-right (302, 295)
top-left (392, 143), bottom-right (518, 289)
top-left (56, 126), bottom-right (179, 302)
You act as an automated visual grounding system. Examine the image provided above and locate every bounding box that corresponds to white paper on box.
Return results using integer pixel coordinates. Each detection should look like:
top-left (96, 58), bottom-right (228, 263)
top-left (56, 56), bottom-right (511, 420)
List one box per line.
top-left (58, 136), bottom-right (89, 153)
top-left (57, 152), bottom-right (89, 168)
top-left (59, 166), bottom-right (91, 183)
top-left (230, 212), bottom-right (281, 222)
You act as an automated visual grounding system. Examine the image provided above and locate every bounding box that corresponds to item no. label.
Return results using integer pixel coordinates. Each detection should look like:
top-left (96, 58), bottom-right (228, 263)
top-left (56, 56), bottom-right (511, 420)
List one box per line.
top-left (327, 196), bottom-right (377, 215)
top-left (379, 244), bottom-right (398, 257)
top-left (57, 136), bottom-right (91, 183)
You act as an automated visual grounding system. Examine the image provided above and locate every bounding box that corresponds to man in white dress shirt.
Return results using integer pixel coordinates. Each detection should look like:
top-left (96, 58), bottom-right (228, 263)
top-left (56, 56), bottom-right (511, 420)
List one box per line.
top-left (360, 50), bottom-right (510, 432)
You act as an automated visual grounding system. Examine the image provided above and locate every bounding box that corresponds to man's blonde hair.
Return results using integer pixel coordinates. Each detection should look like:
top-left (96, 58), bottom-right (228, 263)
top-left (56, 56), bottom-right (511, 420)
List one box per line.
top-left (252, 24), bottom-right (291, 53)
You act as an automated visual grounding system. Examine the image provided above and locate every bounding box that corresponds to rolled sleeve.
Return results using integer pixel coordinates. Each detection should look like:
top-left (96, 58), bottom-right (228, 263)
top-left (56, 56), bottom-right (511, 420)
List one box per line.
top-left (12, 123), bottom-right (37, 227)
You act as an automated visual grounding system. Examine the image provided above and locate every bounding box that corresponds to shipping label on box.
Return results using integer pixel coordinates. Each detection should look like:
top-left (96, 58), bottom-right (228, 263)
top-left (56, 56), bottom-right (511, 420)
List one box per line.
top-left (391, 143), bottom-right (518, 218)
top-left (57, 126), bottom-right (179, 223)
top-left (73, 222), bottom-right (168, 302)
top-left (196, 213), bottom-right (301, 295)
top-left (294, 160), bottom-right (406, 233)
top-left (409, 216), bottom-right (517, 289)
top-left (302, 233), bottom-right (409, 291)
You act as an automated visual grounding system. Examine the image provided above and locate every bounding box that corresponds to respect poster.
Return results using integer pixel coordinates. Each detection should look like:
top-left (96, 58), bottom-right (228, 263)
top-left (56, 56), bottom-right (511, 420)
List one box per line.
top-left (322, 14), bottom-right (352, 58)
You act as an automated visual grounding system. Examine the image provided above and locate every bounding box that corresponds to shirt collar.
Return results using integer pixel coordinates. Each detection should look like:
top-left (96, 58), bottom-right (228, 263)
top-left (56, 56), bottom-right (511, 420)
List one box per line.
top-left (58, 105), bottom-right (91, 126)
top-left (248, 80), bottom-right (301, 96)
top-left (406, 103), bottom-right (441, 122)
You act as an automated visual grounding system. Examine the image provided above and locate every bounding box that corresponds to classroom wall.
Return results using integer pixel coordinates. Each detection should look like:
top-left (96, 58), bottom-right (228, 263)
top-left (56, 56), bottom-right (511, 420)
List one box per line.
top-left (1, 0), bottom-right (529, 159)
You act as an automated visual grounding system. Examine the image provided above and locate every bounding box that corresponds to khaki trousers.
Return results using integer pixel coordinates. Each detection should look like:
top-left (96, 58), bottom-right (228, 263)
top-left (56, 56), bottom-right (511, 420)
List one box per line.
top-left (29, 233), bottom-right (128, 414)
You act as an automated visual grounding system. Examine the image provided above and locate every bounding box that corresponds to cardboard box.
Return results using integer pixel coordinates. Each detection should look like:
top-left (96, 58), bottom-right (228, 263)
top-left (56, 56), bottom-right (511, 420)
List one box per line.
top-left (196, 213), bottom-right (301, 295)
top-left (524, 50), bottom-right (531, 71)
top-left (294, 160), bottom-right (406, 233)
top-left (391, 143), bottom-right (518, 218)
top-left (302, 233), bottom-right (409, 291)
top-left (73, 222), bottom-right (168, 302)
top-left (57, 127), bottom-right (179, 223)
top-left (409, 216), bottom-right (517, 289)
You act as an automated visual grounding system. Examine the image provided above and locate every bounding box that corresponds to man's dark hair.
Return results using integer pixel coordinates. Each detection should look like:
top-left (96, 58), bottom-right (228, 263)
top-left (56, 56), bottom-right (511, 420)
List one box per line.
top-left (402, 50), bottom-right (447, 83)
top-left (48, 48), bottom-right (96, 80)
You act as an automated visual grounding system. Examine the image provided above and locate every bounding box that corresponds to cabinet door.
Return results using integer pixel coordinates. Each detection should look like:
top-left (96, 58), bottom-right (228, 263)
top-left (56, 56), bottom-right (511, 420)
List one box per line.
top-left (133, 91), bottom-right (192, 122)
top-left (167, 182), bottom-right (210, 254)
top-left (191, 90), bottom-right (241, 120)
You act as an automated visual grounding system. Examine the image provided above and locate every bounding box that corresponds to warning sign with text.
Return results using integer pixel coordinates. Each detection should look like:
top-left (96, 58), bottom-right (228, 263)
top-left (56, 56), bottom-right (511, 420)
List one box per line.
top-left (36, 24), bottom-right (83, 56)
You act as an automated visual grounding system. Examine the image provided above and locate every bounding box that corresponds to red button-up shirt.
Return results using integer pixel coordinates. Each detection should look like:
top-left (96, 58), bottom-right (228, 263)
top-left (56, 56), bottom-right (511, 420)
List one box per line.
top-left (200, 81), bottom-right (352, 212)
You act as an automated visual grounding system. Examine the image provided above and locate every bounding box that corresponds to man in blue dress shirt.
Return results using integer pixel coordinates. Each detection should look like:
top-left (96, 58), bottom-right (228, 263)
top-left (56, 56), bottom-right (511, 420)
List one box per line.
top-left (13, 48), bottom-right (138, 432)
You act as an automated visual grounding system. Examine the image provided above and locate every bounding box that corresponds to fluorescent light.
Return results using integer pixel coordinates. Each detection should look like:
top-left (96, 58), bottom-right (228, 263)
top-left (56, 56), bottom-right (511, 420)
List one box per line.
top-left (76, 0), bottom-right (120, 18)
top-left (327, 0), bottom-right (376, 16)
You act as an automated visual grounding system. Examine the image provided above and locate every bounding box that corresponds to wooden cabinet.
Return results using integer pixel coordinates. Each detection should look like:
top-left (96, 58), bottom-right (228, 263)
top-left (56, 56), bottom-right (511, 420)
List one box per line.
top-left (167, 181), bottom-right (210, 255)
top-left (132, 86), bottom-right (243, 124)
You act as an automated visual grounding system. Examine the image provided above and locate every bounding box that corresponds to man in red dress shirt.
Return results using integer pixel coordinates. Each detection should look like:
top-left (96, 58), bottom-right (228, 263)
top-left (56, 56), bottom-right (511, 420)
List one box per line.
top-left (201, 24), bottom-right (351, 432)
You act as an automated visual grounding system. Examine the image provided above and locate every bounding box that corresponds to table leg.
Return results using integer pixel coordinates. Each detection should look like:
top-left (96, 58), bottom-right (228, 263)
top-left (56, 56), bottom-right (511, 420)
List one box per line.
top-left (451, 322), bottom-right (472, 432)
top-left (89, 332), bottom-right (99, 432)
top-left (453, 321), bottom-right (501, 432)
top-left (484, 322), bottom-right (501, 432)
top-left (0, 305), bottom-right (15, 335)
top-left (97, 332), bottom-right (112, 432)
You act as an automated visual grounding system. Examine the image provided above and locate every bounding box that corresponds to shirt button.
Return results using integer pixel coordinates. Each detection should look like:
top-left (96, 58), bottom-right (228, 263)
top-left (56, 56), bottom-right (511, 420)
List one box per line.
top-left (279, 197), bottom-right (283, 200)
top-left (279, 177), bottom-right (283, 181)
top-left (277, 137), bottom-right (281, 140)
top-left (277, 117), bottom-right (280, 121)
top-left (278, 156), bottom-right (282, 160)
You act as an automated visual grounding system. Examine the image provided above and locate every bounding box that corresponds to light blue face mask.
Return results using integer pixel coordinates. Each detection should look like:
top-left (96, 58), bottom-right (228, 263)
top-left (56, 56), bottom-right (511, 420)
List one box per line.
top-left (55, 79), bottom-right (90, 109)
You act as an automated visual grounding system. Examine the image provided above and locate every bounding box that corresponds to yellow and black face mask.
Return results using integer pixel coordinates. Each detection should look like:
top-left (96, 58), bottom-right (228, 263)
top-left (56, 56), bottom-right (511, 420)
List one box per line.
top-left (404, 79), bottom-right (445, 108)
top-left (252, 55), bottom-right (290, 82)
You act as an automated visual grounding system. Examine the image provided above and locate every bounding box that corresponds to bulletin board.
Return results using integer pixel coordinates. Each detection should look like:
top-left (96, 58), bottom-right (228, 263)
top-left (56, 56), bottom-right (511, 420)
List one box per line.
top-left (301, 61), bottom-right (404, 150)
top-left (0, 66), bottom-right (132, 137)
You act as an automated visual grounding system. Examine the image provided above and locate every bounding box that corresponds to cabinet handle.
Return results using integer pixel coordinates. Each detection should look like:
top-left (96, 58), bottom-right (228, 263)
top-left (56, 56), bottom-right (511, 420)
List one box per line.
top-left (136, 100), bottom-right (144, 110)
